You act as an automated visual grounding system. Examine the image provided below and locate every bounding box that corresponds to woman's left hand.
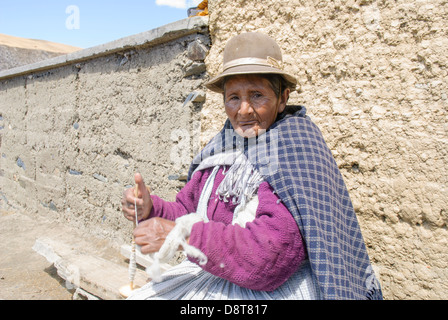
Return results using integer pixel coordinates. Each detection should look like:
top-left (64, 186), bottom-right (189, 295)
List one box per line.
top-left (133, 217), bottom-right (176, 254)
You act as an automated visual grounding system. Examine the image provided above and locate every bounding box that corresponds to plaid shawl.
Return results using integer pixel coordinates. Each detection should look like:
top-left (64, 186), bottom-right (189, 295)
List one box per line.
top-left (188, 105), bottom-right (383, 300)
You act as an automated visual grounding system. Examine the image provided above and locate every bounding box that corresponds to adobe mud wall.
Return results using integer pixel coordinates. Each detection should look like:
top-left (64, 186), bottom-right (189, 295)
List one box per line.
top-left (1, 1), bottom-right (447, 300)
top-left (0, 17), bottom-right (210, 245)
top-left (202, 0), bottom-right (447, 300)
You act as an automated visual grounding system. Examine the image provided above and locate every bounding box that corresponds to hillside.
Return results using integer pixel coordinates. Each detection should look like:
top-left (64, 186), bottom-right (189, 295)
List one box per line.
top-left (0, 33), bottom-right (81, 71)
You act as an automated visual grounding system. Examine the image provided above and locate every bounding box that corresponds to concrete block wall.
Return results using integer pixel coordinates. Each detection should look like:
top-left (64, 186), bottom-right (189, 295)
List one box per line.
top-left (0, 17), bottom-right (210, 245)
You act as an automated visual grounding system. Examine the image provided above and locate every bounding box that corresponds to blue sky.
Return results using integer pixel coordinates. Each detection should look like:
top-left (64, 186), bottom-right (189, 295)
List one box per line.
top-left (0, 0), bottom-right (202, 49)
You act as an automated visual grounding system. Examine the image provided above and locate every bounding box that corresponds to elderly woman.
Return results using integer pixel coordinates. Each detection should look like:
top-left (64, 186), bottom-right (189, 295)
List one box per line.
top-left (122, 32), bottom-right (383, 300)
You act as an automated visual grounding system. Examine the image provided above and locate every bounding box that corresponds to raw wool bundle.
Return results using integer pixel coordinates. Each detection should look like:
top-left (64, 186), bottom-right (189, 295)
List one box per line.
top-left (146, 213), bottom-right (207, 282)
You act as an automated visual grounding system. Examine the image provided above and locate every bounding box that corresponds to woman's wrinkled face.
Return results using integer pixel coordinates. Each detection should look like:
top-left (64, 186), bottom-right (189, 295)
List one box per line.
top-left (224, 75), bottom-right (289, 138)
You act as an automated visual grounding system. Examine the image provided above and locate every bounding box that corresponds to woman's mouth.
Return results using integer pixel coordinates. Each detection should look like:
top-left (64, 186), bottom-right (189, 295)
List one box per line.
top-left (235, 121), bottom-right (259, 138)
top-left (238, 121), bottom-right (258, 128)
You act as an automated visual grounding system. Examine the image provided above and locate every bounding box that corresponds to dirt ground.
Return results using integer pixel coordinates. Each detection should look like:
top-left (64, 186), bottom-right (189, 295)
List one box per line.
top-left (0, 207), bottom-right (125, 300)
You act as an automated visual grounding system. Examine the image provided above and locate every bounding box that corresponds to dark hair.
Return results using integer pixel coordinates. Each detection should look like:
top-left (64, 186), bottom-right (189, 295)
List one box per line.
top-left (222, 74), bottom-right (288, 102)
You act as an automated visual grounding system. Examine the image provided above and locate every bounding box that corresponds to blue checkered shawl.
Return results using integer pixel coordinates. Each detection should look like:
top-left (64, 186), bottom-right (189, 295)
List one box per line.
top-left (187, 106), bottom-right (383, 300)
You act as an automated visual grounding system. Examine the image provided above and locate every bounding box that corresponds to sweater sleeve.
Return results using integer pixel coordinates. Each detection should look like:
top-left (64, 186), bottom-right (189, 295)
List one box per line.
top-left (147, 169), bottom-right (209, 222)
top-left (188, 181), bottom-right (307, 292)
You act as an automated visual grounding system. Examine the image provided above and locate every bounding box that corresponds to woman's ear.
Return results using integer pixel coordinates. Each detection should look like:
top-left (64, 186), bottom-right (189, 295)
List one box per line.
top-left (278, 88), bottom-right (290, 113)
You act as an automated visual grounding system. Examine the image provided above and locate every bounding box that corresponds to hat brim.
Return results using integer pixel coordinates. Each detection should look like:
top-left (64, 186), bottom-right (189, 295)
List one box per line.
top-left (205, 65), bottom-right (298, 93)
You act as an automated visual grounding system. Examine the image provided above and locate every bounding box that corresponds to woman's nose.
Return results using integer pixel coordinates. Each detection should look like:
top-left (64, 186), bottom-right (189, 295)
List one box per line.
top-left (238, 99), bottom-right (253, 116)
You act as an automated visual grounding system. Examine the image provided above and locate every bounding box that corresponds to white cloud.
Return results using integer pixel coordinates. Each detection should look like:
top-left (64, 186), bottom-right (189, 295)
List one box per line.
top-left (155, 0), bottom-right (202, 9)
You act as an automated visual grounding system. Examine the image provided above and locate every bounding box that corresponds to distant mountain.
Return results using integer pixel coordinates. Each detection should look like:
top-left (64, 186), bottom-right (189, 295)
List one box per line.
top-left (0, 33), bottom-right (82, 72)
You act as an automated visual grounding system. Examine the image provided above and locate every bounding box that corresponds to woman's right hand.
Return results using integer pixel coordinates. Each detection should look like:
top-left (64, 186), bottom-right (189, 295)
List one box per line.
top-left (121, 173), bottom-right (153, 223)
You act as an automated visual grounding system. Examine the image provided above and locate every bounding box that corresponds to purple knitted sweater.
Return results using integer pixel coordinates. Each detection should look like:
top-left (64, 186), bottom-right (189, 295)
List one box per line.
top-left (147, 166), bottom-right (307, 292)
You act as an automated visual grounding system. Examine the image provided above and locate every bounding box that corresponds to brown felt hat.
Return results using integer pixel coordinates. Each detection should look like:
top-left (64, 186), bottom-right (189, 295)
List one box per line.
top-left (205, 32), bottom-right (298, 93)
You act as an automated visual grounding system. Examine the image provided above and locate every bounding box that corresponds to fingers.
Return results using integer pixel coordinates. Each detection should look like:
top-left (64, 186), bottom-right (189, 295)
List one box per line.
top-left (122, 173), bottom-right (153, 222)
top-left (133, 218), bottom-right (174, 253)
top-left (121, 187), bottom-right (143, 222)
top-left (135, 173), bottom-right (151, 197)
top-left (121, 195), bottom-right (136, 222)
top-left (134, 173), bottom-right (144, 198)
top-left (124, 188), bottom-right (143, 206)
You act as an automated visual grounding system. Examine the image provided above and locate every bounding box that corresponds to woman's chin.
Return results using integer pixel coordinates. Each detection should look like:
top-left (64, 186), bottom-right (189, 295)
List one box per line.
top-left (235, 126), bottom-right (258, 138)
